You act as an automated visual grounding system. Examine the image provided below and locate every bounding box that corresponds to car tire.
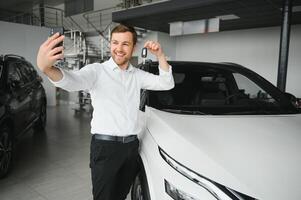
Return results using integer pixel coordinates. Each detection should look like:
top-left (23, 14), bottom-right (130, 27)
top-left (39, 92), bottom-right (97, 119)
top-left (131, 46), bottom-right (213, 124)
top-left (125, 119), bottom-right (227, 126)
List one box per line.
top-left (34, 100), bottom-right (47, 131)
top-left (131, 167), bottom-right (151, 200)
top-left (0, 125), bottom-right (13, 179)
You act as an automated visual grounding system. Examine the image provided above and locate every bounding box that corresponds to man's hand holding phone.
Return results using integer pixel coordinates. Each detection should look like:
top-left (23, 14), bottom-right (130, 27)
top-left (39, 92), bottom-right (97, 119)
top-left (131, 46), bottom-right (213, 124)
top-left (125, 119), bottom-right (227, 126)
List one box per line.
top-left (50, 27), bottom-right (64, 51)
top-left (37, 29), bottom-right (65, 81)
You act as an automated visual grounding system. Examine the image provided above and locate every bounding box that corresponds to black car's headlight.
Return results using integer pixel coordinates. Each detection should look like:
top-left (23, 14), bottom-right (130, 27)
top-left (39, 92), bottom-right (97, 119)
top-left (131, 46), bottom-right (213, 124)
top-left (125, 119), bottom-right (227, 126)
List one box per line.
top-left (159, 147), bottom-right (256, 200)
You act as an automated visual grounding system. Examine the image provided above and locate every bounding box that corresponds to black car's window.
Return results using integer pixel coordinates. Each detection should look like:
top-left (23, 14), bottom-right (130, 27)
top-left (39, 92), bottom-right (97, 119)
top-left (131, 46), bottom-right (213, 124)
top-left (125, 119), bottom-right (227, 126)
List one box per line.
top-left (18, 62), bottom-right (34, 84)
top-left (23, 62), bottom-right (37, 81)
top-left (8, 62), bottom-right (25, 87)
top-left (147, 64), bottom-right (296, 115)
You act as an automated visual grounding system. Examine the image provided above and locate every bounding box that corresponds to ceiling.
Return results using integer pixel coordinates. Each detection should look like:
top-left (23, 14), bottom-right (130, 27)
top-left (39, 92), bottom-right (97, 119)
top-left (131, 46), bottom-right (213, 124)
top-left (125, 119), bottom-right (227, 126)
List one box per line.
top-left (1, 0), bottom-right (301, 33)
top-left (0, 0), bottom-right (64, 11)
top-left (112, 0), bottom-right (301, 33)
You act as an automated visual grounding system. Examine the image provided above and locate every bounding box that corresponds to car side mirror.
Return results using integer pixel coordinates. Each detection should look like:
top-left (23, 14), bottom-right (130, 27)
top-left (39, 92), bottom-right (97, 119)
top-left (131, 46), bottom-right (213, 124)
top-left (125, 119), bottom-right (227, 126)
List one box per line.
top-left (297, 98), bottom-right (301, 109)
top-left (284, 92), bottom-right (299, 108)
top-left (140, 59), bottom-right (152, 71)
top-left (140, 89), bottom-right (148, 112)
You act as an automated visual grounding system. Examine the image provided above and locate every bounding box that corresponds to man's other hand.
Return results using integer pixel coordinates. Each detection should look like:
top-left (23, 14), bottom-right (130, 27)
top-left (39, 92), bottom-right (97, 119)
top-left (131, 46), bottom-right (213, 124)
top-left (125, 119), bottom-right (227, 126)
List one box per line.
top-left (144, 41), bottom-right (165, 59)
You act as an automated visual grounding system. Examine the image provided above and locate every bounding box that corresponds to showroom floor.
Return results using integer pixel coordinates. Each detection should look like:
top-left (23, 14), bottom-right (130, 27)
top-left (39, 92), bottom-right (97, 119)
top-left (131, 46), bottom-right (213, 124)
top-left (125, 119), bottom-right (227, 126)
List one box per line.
top-left (0, 105), bottom-right (131, 200)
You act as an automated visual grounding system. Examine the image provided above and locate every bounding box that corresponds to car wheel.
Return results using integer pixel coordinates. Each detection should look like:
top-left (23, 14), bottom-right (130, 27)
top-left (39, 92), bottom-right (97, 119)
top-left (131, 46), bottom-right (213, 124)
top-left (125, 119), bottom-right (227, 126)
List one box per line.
top-left (35, 101), bottom-right (47, 131)
top-left (131, 169), bottom-right (151, 200)
top-left (0, 125), bottom-right (13, 179)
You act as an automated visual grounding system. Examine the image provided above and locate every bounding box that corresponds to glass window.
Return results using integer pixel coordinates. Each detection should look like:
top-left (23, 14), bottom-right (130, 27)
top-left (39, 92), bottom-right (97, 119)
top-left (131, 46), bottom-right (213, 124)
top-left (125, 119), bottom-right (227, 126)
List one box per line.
top-left (23, 62), bottom-right (37, 81)
top-left (8, 62), bottom-right (24, 87)
top-left (18, 62), bottom-right (31, 84)
top-left (150, 70), bottom-right (231, 107)
top-left (232, 73), bottom-right (276, 103)
top-left (146, 64), bottom-right (293, 115)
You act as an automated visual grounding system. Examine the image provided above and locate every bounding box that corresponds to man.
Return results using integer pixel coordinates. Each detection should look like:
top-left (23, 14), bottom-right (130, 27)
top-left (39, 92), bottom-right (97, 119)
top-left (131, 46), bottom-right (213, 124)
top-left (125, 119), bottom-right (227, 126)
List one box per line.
top-left (37, 24), bottom-right (174, 200)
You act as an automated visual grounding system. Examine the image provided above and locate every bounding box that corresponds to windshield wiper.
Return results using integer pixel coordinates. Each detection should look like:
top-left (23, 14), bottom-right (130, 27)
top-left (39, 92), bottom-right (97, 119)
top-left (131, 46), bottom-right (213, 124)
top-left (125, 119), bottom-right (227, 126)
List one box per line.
top-left (161, 108), bottom-right (206, 115)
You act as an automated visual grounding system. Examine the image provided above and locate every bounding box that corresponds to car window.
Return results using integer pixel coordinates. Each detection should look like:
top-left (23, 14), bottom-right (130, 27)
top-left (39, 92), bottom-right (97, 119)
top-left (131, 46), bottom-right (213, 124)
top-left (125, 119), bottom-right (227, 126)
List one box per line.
top-left (8, 62), bottom-right (25, 87)
top-left (23, 62), bottom-right (38, 81)
top-left (18, 62), bottom-right (33, 84)
top-left (147, 64), bottom-right (296, 115)
top-left (233, 73), bottom-right (276, 103)
top-left (150, 70), bottom-right (232, 107)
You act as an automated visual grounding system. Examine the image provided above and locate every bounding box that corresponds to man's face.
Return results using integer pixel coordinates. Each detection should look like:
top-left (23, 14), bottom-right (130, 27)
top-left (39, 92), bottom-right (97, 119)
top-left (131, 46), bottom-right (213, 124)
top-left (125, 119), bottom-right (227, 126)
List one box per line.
top-left (110, 31), bottom-right (135, 68)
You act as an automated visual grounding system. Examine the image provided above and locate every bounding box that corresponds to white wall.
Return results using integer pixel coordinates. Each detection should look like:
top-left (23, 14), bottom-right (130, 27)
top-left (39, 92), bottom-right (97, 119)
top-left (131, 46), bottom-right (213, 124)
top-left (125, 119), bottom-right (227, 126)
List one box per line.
top-left (175, 25), bottom-right (301, 97)
top-left (133, 31), bottom-right (177, 63)
top-left (0, 21), bottom-right (57, 106)
top-left (158, 32), bottom-right (177, 61)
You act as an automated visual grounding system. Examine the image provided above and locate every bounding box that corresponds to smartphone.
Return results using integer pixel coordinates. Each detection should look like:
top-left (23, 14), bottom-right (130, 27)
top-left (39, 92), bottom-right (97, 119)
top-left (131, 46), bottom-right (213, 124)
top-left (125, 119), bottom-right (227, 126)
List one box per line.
top-left (50, 27), bottom-right (64, 53)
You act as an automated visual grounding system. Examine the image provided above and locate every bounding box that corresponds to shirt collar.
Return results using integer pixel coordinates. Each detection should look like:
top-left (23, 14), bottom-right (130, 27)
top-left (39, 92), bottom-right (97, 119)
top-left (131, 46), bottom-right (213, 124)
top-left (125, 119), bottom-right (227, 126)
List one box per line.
top-left (107, 57), bottom-right (134, 72)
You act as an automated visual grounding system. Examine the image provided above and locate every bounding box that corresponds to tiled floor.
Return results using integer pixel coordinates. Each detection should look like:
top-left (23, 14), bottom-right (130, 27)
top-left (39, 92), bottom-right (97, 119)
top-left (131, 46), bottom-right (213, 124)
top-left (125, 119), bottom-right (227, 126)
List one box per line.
top-left (0, 105), bottom-right (131, 200)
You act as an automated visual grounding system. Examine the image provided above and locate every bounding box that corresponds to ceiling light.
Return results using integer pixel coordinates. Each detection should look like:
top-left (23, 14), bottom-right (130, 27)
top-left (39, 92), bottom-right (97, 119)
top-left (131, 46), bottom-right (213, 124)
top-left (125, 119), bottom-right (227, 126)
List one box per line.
top-left (280, 5), bottom-right (301, 12)
top-left (293, 5), bottom-right (301, 12)
top-left (169, 18), bottom-right (219, 36)
top-left (216, 14), bottom-right (240, 20)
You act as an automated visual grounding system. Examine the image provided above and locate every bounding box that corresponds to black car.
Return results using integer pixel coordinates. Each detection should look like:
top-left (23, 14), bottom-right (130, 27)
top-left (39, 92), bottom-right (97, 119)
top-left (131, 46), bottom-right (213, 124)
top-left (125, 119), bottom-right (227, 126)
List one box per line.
top-left (0, 54), bottom-right (47, 178)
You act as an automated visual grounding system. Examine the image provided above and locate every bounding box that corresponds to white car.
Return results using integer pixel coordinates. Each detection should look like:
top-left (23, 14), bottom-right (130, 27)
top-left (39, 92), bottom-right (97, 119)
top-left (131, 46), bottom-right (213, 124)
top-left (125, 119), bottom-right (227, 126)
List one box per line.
top-left (131, 61), bottom-right (301, 200)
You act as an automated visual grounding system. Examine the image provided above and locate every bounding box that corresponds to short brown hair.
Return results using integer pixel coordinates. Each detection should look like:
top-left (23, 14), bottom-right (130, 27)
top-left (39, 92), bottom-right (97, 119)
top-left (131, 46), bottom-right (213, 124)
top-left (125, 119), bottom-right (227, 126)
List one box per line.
top-left (111, 24), bottom-right (137, 45)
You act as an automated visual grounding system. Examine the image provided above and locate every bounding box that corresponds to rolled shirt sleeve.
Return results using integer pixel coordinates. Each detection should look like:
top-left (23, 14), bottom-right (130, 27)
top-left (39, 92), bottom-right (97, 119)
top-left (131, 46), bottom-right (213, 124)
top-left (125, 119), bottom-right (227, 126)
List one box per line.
top-left (138, 65), bottom-right (175, 90)
top-left (49, 63), bottom-right (98, 92)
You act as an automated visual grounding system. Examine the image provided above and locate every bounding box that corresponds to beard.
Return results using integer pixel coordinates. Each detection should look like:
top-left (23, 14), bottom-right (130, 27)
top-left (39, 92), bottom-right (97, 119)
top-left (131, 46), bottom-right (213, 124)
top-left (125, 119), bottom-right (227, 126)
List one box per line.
top-left (111, 50), bottom-right (134, 68)
top-left (112, 54), bottom-right (129, 67)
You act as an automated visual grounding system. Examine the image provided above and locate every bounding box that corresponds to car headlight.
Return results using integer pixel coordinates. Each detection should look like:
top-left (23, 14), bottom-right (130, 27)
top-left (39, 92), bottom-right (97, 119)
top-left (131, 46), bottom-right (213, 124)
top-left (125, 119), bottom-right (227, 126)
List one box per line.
top-left (159, 147), bottom-right (256, 200)
top-left (165, 179), bottom-right (199, 200)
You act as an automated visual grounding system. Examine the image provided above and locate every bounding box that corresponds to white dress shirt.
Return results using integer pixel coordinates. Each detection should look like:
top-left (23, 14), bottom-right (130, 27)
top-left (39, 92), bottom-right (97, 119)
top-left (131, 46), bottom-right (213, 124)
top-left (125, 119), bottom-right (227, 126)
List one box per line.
top-left (50, 57), bottom-right (174, 136)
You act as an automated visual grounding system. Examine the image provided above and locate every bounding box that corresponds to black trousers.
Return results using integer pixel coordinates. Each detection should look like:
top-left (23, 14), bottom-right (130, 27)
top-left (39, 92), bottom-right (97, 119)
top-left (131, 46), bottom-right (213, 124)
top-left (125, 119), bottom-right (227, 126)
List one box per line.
top-left (90, 135), bottom-right (139, 200)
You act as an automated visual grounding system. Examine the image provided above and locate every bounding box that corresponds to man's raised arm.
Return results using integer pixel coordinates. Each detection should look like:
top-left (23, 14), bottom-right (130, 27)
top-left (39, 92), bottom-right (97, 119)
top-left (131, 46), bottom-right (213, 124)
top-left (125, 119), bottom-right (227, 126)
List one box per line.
top-left (144, 40), bottom-right (170, 72)
top-left (138, 41), bottom-right (175, 91)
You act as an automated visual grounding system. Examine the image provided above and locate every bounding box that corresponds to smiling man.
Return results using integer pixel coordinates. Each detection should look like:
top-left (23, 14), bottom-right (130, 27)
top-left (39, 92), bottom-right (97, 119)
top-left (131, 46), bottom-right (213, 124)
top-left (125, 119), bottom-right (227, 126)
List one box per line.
top-left (36, 24), bottom-right (174, 200)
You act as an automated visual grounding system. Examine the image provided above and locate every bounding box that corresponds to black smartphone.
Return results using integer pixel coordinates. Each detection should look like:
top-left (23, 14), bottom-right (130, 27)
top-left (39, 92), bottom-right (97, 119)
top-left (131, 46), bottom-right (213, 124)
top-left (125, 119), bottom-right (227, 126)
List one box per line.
top-left (50, 27), bottom-right (64, 51)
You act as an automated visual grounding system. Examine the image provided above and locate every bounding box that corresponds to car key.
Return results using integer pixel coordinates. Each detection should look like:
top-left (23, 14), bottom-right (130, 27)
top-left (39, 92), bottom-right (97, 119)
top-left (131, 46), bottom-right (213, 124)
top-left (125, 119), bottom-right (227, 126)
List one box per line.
top-left (141, 47), bottom-right (147, 64)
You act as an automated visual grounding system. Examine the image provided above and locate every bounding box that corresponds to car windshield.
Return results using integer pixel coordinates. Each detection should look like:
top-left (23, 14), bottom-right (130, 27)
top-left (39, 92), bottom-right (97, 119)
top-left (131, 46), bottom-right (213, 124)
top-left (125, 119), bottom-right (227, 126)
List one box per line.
top-left (146, 63), bottom-right (299, 115)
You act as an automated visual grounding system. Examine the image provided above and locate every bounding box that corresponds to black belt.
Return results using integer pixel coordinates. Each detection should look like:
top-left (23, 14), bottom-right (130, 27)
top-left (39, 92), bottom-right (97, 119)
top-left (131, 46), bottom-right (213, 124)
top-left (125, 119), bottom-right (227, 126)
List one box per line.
top-left (93, 134), bottom-right (137, 143)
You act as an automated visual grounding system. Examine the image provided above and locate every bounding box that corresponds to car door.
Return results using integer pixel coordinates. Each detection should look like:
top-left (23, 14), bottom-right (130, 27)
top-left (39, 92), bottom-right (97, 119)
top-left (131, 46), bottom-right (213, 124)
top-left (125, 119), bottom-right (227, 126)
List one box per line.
top-left (21, 61), bottom-right (41, 122)
top-left (26, 63), bottom-right (45, 122)
top-left (7, 61), bottom-right (32, 136)
top-left (17, 61), bottom-right (36, 125)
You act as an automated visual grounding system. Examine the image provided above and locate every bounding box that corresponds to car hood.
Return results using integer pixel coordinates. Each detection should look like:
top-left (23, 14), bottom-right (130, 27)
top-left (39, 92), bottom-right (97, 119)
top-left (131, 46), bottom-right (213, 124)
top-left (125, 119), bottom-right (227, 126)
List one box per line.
top-left (145, 107), bottom-right (301, 200)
